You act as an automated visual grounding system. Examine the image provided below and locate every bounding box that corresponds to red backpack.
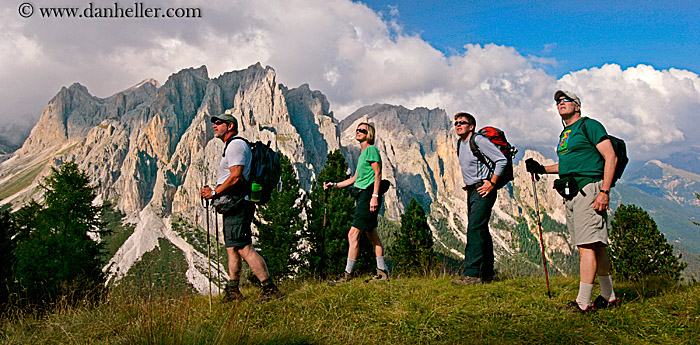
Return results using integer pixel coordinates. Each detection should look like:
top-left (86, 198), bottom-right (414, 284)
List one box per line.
top-left (458, 127), bottom-right (518, 189)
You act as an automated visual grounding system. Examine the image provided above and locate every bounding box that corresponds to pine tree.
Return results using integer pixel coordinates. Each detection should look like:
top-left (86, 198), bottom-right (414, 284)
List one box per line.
top-left (392, 198), bottom-right (436, 274)
top-left (254, 155), bottom-right (303, 281)
top-left (0, 204), bottom-right (16, 309)
top-left (12, 162), bottom-right (107, 306)
top-left (609, 204), bottom-right (687, 282)
top-left (302, 150), bottom-right (356, 278)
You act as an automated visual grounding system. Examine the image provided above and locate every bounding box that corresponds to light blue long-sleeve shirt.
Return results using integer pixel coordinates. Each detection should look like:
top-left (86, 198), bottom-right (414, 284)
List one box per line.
top-left (458, 134), bottom-right (507, 186)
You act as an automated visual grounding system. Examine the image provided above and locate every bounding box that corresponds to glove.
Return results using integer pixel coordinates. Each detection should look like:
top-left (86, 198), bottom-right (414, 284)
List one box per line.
top-left (525, 158), bottom-right (546, 180)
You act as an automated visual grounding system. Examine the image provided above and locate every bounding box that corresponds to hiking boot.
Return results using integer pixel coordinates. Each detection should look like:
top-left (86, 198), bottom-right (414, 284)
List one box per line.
top-left (327, 271), bottom-right (352, 286)
top-left (566, 301), bottom-right (595, 314)
top-left (593, 295), bottom-right (621, 310)
top-left (481, 274), bottom-right (499, 283)
top-left (259, 281), bottom-right (285, 303)
top-left (220, 285), bottom-right (244, 304)
top-left (365, 268), bottom-right (389, 283)
top-left (451, 276), bottom-right (483, 286)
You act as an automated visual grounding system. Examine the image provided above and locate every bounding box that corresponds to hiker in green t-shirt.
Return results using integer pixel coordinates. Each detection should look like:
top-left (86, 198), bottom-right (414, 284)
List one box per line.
top-left (324, 123), bottom-right (389, 285)
top-left (526, 90), bottom-right (620, 313)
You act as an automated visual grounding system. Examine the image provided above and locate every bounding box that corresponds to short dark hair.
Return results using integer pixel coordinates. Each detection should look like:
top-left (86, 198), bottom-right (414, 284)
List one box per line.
top-left (454, 112), bottom-right (476, 128)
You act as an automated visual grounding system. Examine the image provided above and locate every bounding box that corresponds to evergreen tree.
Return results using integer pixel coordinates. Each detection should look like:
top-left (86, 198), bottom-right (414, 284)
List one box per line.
top-left (12, 162), bottom-right (107, 306)
top-left (254, 155), bottom-right (303, 280)
top-left (392, 198), bottom-right (436, 274)
top-left (0, 204), bottom-right (16, 309)
top-left (302, 150), bottom-right (356, 278)
top-left (609, 204), bottom-right (687, 282)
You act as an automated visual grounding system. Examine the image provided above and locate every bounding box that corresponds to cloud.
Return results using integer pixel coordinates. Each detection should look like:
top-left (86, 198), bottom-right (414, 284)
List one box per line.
top-left (1, 0), bottom-right (699, 162)
top-left (556, 64), bottom-right (700, 156)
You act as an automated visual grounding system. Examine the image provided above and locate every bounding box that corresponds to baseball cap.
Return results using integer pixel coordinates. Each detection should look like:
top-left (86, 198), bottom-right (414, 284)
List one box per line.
top-left (554, 90), bottom-right (581, 106)
top-left (210, 114), bottom-right (237, 124)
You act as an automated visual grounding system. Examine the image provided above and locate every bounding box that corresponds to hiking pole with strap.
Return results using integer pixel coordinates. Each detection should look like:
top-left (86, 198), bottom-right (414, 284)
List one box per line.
top-left (531, 173), bottom-right (552, 298)
top-left (201, 188), bottom-right (212, 311)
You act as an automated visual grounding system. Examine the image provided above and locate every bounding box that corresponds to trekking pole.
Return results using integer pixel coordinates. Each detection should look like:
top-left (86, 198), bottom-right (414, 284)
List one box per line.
top-left (531, 173), bottom-right (552, 298)
top-left (214, 208), bottom-right (220, 292)
top-left (321, 184), bottom-right (329, 264)
top-left (323, 187), bottom-right (328, 229)
top-left (202, 188), bottom-right (212, 311)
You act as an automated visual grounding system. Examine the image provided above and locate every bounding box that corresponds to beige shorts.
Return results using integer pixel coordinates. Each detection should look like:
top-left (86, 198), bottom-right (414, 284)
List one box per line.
top-left (565, 180), bottom-right (609, 246)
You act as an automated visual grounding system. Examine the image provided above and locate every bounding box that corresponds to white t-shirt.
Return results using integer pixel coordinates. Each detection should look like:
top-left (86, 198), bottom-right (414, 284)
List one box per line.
top-left (217, 137), bottom-right (251, 186)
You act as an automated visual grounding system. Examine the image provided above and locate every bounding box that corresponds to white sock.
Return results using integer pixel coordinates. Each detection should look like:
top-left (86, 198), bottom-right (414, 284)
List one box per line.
top-left (599, 275), bottom-right (616, 301)
top-left (576, 282), bottom-right (594, 309)
top-left (376, 256), bottom-right (386, 271)
top-left (345, 258), bottom-right (357, 274)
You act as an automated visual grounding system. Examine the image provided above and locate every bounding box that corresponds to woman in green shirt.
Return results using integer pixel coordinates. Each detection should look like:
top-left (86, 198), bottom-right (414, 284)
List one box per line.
top-left (324, 122), bottom-right (389, 284)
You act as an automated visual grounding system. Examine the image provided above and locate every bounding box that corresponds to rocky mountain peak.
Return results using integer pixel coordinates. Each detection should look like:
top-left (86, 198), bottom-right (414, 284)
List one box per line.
top-left (1, 64), bottom-right (584, 291)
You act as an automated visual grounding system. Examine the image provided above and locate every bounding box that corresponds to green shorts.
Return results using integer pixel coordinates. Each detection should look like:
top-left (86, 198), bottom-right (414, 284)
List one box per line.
top-left (223, 200), bottom-right (256, 248)
top-left (565, 180), bottom-right (609, 246)
top-left (352, 187), bottom-right (382, 231)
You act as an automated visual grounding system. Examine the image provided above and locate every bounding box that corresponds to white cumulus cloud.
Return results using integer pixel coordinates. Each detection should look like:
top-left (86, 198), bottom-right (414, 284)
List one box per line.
top-left (0, 0), bottom-right (698, 161)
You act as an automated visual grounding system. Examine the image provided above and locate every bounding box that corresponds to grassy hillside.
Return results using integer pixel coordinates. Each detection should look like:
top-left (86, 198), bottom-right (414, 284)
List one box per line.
top-left (3, 275), bottom-right (698, 344)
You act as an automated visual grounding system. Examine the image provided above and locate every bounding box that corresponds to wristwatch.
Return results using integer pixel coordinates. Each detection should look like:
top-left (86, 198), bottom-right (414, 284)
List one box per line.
top-left (211, 189), bottom-right (217, 197)
top-left (600, 189), bottom-right (610, 195)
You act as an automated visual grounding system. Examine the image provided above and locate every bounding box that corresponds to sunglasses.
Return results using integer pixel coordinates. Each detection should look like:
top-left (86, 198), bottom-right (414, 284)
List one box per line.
top-left (213, 120), bottom-right (225, 125)
top-left (556, 98), bottom-right (575, 105)
top-left (356, 128), bottom-right (368, 134)
top-left (454, 121), bottom-right (472, 127)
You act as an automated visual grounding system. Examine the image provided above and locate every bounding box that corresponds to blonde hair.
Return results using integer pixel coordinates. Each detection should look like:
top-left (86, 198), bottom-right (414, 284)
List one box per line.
top-left (358, 122), bottom-right (376, 145)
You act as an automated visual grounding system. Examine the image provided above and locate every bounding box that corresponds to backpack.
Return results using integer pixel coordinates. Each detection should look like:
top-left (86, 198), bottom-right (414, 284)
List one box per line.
top-left (225, 137), bottom-right (282, 204)
top-left (579, 118), bottom-right (628, 187)
top-left (457, 126), bottom-right (518, 189)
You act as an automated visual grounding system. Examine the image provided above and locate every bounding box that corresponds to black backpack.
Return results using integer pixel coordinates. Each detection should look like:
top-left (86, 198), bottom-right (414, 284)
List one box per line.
top-left (225, 137), bottom-right (282, 204)
top-left (457, 126), bottom-right (518, 189)
top-left (579, 118), bottom-right (628, 187)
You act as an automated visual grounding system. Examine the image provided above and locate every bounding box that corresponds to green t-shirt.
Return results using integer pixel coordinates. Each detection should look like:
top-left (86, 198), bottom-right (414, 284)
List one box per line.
top-left (354, 145), bottom-right (382, 189)
top-left (557, 117), bottom-right (609, 188)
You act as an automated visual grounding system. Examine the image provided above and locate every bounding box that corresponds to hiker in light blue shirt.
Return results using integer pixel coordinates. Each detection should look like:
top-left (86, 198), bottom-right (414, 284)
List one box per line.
top-left (451, 112), bottom-right (506, 286)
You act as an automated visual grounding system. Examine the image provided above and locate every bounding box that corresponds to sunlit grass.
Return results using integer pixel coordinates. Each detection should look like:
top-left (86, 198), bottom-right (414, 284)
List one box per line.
top-left (2, 274), bottom-right (699, 344)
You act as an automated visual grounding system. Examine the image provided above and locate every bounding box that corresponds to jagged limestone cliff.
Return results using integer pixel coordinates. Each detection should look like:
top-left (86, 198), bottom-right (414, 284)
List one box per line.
top-left (0, 64), bottom-right (573, 293)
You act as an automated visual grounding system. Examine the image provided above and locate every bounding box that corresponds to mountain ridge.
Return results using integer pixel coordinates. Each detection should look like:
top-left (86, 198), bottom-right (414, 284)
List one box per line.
top-left (2, 63), bottom-right (698, 289)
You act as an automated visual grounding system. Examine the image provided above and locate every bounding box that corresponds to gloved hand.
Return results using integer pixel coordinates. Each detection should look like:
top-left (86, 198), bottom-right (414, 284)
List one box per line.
top-left (525, 158), bottom-right (546, 180)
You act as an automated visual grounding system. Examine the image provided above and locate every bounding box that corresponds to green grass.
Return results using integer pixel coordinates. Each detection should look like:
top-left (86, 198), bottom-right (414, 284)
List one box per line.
top-left (100, 203), bottom-right (136, 258)
top-left (0, 159), bottom-right (49, 200)
top-left (2, 275), bottom-right (699, 344)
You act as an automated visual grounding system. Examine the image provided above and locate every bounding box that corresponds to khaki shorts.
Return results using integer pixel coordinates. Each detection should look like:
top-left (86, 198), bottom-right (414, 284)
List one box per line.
top-left (565, 180), bottom-right (609, 246)
top-left (223, 200), bottom-right (255, 248)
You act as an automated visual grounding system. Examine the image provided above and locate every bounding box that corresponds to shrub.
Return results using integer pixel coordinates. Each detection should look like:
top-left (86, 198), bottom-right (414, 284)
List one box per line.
top-left (609, 204), bottom-right (686, 282)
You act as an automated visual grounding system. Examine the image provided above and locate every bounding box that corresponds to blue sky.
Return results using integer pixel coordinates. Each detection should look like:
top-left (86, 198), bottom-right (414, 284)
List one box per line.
top-left (359, 0), bottom-right (700, 76)
top-left (2, 0), bottom-right (699, 160)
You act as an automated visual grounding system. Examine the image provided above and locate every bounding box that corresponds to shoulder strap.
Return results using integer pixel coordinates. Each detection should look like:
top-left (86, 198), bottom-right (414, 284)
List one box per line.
top-left (579, 117), bottom-right (594, 147)
top-left (223, 136), bottom-right (248, 157)
top-left (468, 133), bottom-right (494, 173)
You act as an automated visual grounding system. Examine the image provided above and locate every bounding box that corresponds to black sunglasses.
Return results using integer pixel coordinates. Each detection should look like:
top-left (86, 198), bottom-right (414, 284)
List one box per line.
top-left (454, 121), bottom-right (472, 126)
top-left (214, 120), bottom-right (225, 125)
top-left (356, 128), bottom-right (368, 134)
top-left (556, 98), bottom-right (575, 105)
